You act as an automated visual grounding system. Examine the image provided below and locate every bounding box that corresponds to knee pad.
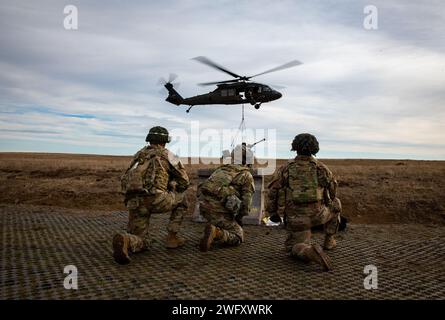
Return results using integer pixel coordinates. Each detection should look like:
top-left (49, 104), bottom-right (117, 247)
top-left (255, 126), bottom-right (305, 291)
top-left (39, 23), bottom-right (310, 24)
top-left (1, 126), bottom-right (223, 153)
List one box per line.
top-left (237, 228), bottom-right (244, 243)
top-left (234, 233), bottom-right (244, 245)
top-left (174, 192), bottom-right (188, 210)
top-left (325, 220), bottom-right (339, 235)
top-left (293, 230), bottom-right (311, 243)
top-left (291, 243), bottom-right (311, 260)
top-left (142, 237), bottom-right (152, 250)
top-left (179, 195), bottom-right (189, 209)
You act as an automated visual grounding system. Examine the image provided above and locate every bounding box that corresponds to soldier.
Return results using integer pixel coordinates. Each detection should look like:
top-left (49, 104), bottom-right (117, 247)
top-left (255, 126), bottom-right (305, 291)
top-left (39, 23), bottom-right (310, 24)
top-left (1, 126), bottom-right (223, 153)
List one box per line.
top-left (198, 144), bottom-right (255, 251)
top-left (266, 133), bottom-right (342, 271)
top-left (112, 126), bottom-right (190, 264)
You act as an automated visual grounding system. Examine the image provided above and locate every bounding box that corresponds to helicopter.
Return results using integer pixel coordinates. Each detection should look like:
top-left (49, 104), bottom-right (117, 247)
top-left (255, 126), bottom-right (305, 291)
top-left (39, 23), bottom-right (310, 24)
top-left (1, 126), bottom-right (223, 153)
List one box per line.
top-left (161, 56), bottom-right (302, 113)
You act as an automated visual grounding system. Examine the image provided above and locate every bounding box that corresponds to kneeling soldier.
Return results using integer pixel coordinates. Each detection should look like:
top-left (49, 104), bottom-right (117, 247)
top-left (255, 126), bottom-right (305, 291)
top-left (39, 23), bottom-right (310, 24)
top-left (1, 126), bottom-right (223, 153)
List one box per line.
top-left (267, 133), bottom-right (342, 271)
top-left (112, 126), bottom-right (190, 264)
top-left (198, 144), bottom-right (255, 251)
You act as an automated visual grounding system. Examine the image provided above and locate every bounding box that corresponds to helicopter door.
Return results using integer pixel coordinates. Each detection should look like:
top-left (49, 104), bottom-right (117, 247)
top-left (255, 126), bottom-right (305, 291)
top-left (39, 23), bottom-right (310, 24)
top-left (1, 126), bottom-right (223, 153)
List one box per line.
top-left (246, 89), bottom-right (254, 101)
top-left (238, 91), bottom-right (246, 100)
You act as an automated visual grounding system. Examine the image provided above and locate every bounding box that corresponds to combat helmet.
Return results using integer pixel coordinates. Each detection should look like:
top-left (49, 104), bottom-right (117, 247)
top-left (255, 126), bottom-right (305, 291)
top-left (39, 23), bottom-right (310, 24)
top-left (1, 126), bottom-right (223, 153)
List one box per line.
top-left (291, 133), bottom-right (319, 156)
top-left (145, 126), bottom-right (171, 144)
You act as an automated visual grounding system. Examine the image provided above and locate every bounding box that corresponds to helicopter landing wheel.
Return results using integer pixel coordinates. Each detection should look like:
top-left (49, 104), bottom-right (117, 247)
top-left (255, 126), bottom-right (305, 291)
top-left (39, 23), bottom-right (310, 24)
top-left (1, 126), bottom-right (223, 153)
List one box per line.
top-left (254, 103), bottom-right (261, 109)
top-left (186, 106), bottom-right (193, 113)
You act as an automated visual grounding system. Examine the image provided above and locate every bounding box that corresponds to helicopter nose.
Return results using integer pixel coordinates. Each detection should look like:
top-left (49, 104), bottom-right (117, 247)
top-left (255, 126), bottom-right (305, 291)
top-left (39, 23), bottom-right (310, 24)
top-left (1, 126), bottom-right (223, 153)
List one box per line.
top-left (275, 91), bottom-right (282, 99)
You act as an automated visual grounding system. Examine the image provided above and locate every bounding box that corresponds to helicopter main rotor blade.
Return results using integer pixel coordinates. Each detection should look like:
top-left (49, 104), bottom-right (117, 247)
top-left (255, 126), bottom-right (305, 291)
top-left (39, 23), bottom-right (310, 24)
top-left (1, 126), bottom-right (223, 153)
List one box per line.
top-left (192, 56), bottom-right (242, 79)
top-left (198, 79), bottom-right (238, 86)
top-left (249, 60), bottom-right (303, 78)
top-left (269, 84), bottom-right (286, 90)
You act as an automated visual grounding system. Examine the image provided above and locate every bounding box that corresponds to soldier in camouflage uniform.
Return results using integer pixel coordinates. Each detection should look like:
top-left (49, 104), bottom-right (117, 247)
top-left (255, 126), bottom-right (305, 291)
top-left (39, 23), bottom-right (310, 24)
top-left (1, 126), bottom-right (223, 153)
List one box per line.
top-left (267, 133), bottom-right (342, 271)
top-left (112, 126), bottom-right (190, 264)
top-left (198, 144), bottom-right (255, 251)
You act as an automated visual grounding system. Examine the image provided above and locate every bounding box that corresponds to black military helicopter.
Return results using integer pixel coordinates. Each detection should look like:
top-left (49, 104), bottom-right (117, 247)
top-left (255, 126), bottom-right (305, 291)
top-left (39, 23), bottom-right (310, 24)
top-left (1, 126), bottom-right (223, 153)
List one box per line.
top-left (161, 56), bottom-right (302, 113)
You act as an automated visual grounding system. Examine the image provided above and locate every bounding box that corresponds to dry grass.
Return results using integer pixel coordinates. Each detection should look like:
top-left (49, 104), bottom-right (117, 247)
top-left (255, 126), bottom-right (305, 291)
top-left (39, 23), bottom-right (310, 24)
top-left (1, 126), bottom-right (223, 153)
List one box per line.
top-left (1, 152), bottom-right (444, 225)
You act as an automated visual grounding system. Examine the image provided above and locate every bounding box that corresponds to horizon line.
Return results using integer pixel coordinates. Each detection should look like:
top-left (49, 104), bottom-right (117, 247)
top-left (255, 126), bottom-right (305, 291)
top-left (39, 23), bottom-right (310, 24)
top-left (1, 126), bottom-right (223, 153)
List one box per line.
top-left (0, 151), bottom-right (443, 162)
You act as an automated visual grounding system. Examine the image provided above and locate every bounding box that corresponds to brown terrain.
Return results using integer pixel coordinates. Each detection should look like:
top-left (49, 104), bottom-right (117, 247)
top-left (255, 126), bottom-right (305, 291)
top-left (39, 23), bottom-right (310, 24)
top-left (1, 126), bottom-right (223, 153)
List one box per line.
top-left (1, 152), bottom-right (445, 300)
top-left (0, 152), bottom-right (444, 225)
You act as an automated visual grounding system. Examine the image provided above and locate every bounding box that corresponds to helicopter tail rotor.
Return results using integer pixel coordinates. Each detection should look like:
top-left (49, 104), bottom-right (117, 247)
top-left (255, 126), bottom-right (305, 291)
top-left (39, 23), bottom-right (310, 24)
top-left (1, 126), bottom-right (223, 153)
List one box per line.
top-left (157, 73), bottom-right (180, 88)
top-left (157, 73), bottom-right (180, 95)
top-left (157, 73), bottom-right (183, 106)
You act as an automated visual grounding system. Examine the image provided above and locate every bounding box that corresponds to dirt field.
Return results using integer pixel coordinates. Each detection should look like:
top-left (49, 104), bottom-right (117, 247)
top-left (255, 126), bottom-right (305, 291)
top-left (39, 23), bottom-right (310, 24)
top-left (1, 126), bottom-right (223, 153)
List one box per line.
top-left (0, 152), bottom-right (444, 225)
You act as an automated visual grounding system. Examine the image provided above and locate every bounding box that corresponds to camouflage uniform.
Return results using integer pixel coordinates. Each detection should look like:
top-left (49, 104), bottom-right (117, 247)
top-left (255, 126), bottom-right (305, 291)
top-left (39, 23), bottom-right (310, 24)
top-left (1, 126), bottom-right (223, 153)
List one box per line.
top-left (121, 144), bottom-right (189, 253)
top-left (199, 164), bottom-right (255, 248)
top-left (267, 155), bottom-right (342, 268)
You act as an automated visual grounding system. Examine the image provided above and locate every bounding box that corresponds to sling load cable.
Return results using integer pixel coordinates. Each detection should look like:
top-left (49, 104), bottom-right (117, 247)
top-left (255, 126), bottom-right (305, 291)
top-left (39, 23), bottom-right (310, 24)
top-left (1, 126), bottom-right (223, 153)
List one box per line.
top-left (231, 104), bottom-right (246, 149)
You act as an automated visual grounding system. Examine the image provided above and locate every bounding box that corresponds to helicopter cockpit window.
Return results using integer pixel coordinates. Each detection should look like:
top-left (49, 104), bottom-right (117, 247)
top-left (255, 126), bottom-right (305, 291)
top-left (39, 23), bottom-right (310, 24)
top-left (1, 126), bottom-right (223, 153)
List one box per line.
top-left (221, 89), bottom-right (228, 97)
top-left (257, 87), bottom-right (262, 93)
top-left (263, 86), bottom-right (271, 92)
top-left (228, 89), bottom-right (235, 96)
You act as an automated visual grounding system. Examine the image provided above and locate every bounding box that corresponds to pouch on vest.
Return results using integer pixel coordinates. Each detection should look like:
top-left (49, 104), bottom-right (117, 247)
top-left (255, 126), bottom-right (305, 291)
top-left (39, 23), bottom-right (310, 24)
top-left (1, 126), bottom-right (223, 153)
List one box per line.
top-left (199, 167), bottom-right (238, 200)
top-left (287, 161), bottom-right (323, 204)
top-left (121, 160), bottom-right (151, 194)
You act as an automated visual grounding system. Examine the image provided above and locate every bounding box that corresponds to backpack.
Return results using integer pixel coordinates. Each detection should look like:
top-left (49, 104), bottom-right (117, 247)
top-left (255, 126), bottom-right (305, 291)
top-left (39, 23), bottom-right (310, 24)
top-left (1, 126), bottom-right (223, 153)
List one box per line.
top-left (200, 165), bottom-right (246, 200)
top-left (121, 150), bottom-right (162, 194)
top-left (287, 159), bottom-right (323, 204)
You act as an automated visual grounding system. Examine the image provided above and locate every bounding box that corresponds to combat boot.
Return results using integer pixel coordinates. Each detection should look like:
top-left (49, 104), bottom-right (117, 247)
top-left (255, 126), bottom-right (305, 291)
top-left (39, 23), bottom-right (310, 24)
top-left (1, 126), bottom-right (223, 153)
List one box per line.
top-left (295, 243), bottom-right (332, 271)
top-left (199, 224), bottom-right (223, 252)
top-left (324, 235), bottom-right (337, 250)
top-left (112, 233), bottom-right (130, 265)
top-left (165, 232), bottom-right (186, 249)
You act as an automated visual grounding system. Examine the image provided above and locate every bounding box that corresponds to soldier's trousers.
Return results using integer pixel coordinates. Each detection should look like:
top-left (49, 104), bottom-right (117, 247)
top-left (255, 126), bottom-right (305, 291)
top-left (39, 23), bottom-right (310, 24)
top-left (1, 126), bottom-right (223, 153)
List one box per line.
top-left (123, 192), bottom-right (187, 253)
top-left (285, 198), bottom-right (342, 259)
top-left (199, 200), bottom-right (244, 246)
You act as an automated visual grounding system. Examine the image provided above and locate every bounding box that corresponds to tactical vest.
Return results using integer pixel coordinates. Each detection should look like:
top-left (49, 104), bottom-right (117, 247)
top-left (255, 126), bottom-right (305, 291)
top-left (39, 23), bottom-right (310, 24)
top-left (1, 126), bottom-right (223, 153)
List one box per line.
top-left (121, 147), bottom-right (170, 194)
top-left (200, 165), bottom-right (248, 200)
top-left (286, 159), bottom-right (323, 204)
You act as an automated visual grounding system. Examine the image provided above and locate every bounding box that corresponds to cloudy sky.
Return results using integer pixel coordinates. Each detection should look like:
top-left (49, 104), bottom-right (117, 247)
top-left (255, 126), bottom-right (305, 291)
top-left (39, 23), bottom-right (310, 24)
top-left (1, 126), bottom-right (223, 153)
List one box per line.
top-left (0, 0), bottom-right (444, 159)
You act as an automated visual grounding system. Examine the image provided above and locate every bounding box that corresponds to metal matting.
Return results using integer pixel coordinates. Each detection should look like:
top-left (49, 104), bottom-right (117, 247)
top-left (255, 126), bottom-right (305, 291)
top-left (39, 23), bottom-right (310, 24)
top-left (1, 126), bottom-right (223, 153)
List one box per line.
top-left (1, 204), bottom-right (444, 299)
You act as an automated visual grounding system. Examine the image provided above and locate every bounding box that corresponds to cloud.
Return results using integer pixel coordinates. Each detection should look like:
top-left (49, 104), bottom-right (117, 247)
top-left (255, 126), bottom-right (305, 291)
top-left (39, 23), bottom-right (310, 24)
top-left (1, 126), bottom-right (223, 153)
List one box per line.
top-left (0, 0), bottom-right (444, 159)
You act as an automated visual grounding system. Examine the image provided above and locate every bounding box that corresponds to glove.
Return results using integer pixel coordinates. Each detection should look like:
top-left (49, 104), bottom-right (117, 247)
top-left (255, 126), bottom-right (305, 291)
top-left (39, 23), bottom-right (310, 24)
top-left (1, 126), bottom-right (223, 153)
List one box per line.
top-left (169, 181), bottom-right (177, 192)
top-left (225, 194), bottom-right (241, 214)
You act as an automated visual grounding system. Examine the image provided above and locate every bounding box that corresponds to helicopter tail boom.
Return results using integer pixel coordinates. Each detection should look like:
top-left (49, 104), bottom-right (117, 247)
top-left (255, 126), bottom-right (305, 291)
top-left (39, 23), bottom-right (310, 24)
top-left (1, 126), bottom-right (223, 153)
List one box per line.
top-left (165, 82), bottom-right (184, 106)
